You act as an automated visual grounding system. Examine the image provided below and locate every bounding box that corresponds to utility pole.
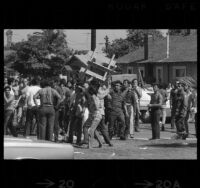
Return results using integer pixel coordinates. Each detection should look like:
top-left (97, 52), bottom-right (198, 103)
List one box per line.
top-left (91, 29), bottom-right (96, 51)
top-left (104, 35), bottom-right (109, 53)
top-left (166, 30), bottom-right (169, 59)
top-left (144, 33), bottom-right (148, 60)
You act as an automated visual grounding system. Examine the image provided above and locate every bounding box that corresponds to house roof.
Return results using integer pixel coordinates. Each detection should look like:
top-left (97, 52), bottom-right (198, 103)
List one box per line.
top-left (116, 34), bottom-right (197, 64)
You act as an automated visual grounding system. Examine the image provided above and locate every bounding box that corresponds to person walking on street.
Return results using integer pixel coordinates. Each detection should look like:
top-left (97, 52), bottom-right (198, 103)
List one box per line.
top-left (83, 80), bottom-right (104, 148)
top-left (33, 79), bottom-right (61, 141)
top-left (96, 81), bottom-right (113, 146)
top-left (132, 79), bottom-right (142, 132)
top-left (148, 84), bottom-right (163, 140)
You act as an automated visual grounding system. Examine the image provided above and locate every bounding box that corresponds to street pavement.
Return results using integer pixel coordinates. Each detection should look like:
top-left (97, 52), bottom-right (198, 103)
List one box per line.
top-left (73, 123), bottom-right (197, 159)
top-left (16, 122), bottom-right (197, 159)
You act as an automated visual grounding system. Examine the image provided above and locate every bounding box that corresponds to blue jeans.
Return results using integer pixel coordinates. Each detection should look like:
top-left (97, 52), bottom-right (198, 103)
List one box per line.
top-left (38, 106), bottom-right (55, 141)
top-left (24, 106), bottom-right (38, 137)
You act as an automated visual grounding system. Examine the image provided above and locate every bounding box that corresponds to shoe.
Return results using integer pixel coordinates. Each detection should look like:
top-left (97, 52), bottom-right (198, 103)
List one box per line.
top-left (108, 143), bottom-right (113, 147)
top-left (120, 136), bottom-right (126, 140)
top-left (130, 134), bottom-right (134, 138)
top-left (134, 128), bottom-right (140, 132)
top-left (181, 133), bottom-right (188, 140)
top-left (171, 134), bottom-right (182, 140)
top-left (161, 125), bottom-right (165, 131)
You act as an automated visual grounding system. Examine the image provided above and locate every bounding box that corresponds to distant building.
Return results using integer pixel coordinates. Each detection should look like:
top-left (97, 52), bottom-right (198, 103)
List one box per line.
top-left (116, 31), bottom-right (197, 85)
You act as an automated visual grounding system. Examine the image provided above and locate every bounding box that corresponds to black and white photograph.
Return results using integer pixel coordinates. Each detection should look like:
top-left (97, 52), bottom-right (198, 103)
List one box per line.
top-left (3, 29), bottom-right (197, 160)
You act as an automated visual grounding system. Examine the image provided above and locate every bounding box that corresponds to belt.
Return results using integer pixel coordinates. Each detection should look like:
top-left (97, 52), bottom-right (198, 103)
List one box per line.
top-left (41, 104), bottom-right (53, 107)
top-left (126, 103), bottom-right (132, 106)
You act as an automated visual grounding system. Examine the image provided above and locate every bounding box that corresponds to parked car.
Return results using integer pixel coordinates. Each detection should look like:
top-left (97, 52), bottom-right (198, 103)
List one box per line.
top-left (139, 87), bottom-right (171, 123)
top-left (4, 136), bottom-right (74, 159)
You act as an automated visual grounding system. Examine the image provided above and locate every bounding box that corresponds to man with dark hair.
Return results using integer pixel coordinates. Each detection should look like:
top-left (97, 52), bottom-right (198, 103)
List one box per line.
top-left (68, 83), bottom-right (86, 145)
top-left (4, 86), bottom-right (18, 137)
top-left (172, 82), bottom-right (187, 139)
top-left (96, 81), bottom-right (113, 146)
top-left (123, 79), bottom-right (136, 139)
top-left (33, 79), bottom-right (61, 141)
top-left (7, 78), bottom-right (15, 96)
top-left (170, 80), bottom-right (179, 129)
top-left (148, 84), bottom-right (163, 139)
top-left (23, 79), bottom-right (41, 138)
top-left (132, 79), bottom-right (142, 132)
top-left (108, 80), bottom-right (129, 140)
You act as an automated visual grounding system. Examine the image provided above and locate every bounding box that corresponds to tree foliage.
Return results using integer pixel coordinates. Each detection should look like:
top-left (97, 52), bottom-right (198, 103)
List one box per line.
top-left (103, 29), bottom-right (163, 58)
top-left (10, 29), bottom-right (72, 77)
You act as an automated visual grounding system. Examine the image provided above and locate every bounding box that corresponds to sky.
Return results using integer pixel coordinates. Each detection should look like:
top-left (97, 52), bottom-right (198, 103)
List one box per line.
top-left (4, 29), bottom-right (168, 52)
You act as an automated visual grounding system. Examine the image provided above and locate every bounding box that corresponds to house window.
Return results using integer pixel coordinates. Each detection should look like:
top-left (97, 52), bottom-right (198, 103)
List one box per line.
top-left (173, 66), bottom-right (186, 79)
top-left (127, 66), bottom-right (132, 74)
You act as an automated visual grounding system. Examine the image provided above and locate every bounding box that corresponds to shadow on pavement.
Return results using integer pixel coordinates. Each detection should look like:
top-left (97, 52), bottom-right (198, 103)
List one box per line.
top-left (140, 126), bottom-right (177, 133)
top-left (143, 142), bottom-right (197, 148)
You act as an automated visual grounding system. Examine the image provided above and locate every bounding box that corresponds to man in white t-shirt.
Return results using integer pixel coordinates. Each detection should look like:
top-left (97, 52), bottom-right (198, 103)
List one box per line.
top-left (23, 79), bottom-right (41, 138)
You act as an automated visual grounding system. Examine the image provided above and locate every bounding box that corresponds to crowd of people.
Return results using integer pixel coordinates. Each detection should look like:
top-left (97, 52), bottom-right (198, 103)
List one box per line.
top-left (4, 75), bottom-right (197, 148)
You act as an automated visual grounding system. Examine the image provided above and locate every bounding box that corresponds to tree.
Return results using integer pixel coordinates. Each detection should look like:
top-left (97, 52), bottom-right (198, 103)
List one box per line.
top-left (103, 29), bottom-right (163, 58)
top-left (126, 29), bottom-right (163, 47)
top-left (169, 29), bottom-right (191, 36)
top-left (102, 38), bottom-right (132, 58)
top-left (11, 29), bottom-right (72, 77)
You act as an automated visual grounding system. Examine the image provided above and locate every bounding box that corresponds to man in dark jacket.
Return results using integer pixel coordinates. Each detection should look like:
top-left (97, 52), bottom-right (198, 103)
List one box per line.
top-left (174, 82), bottom-right (187, 139)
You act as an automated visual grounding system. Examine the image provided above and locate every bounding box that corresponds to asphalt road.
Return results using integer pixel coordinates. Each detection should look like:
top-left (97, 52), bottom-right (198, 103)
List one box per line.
top-left (73, 123), bottom-right (197, 159)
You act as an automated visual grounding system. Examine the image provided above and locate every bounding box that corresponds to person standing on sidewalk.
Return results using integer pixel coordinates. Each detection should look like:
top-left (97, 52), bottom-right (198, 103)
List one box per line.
top-left (187, 86), bottom-right (197, 137)
top-left (170, 81), bottom-right (179, 129)
top-left (4, 86), bottom-right (18, 137)
top-left (173, 82), bottom-right (187, 139)
top-left (148, 84), bottom-right (163, 140)
top-left (108, 80), bottom-right (128, 140)
top-left (123, 80), bottom-right (137, 139)
top-left (159, 84), bottom-right (169, 131)
top-left (33, 79), bottom-right (61, 141)
top-left (23, 79), bottom-right (41, 138)
top-left (183, 83), bottom-right (192, 137)
top-left (132, 79), bottom-right (142, 132)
